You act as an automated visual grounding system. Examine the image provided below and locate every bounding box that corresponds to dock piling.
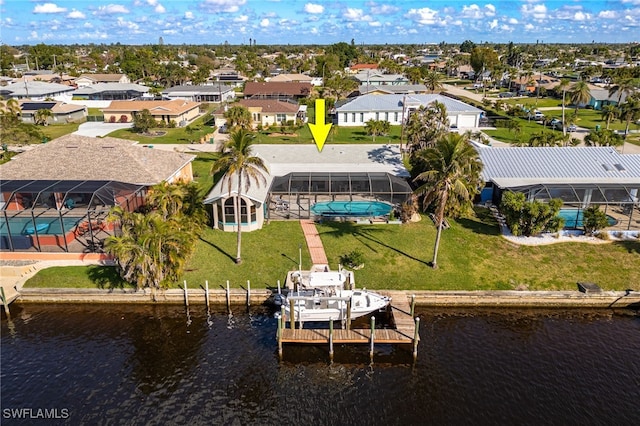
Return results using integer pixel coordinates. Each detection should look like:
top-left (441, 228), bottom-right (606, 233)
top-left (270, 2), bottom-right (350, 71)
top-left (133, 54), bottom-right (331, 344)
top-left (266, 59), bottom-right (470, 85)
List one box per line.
top-left (410, 294), bottom-right (415, 317)
top-left (278, 306), bottom-right (284, 359)
top-left (329, 317), bottom-right (334, 361)
top-left (369, 316), bottom-right (376, 360)
top-left (246, 280), bottom-right (251, 308)
top-left (183, 280), bottom-right (189, 307)
top-left (413, 317), bottom-right (420, 360)
top-left (277, 279), bottom-right (281, 295)
top-left (289, 299), bottom-right (295, 330)
top-left (205, 280), bottom-right (210, 311)
top-left (226, 280), bottom-right (231, 313)
top-left (346, 299), bottom-right (351, 330)
top-left (0, 287), bottom-right (10, 318)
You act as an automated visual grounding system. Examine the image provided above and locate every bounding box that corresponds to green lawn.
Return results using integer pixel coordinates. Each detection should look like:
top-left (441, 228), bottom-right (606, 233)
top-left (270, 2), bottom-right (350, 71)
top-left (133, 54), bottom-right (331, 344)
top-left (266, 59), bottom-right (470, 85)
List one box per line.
top-left (42, 122), bottom-right (81, 140)
top-left (255, 124), bottom-right (402, 145)
top-left (24, 209), bottom-right (640, 291)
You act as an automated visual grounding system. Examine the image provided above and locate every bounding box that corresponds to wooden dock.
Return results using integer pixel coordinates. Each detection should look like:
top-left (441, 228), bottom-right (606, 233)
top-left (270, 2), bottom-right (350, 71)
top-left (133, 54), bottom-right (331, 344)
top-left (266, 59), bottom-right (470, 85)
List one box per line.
top-left (277, 291), bottom-right (420, 360)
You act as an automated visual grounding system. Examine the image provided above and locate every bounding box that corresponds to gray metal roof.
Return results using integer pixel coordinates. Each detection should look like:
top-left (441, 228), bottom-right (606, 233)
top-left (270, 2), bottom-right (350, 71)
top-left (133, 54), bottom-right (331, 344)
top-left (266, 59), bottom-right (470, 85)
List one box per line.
top-left (162, 84), bottom-right (235, 95)
top-left (72, 83), bottom-right (150, 95)
top-left (335, 94), bottom-right (483, 114)
top-left (475, 143), bottom-right (640, 188)
top-left (0, 81), bottom-right (75, 97)
top-left (204, 144), bottom-right (409, 203)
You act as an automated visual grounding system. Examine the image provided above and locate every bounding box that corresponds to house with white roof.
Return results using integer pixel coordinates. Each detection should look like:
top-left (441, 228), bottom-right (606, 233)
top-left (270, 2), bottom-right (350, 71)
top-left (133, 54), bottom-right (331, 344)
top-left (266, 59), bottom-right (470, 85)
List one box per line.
top-left (0, 81), bottom-right (75, 101)
top-left (475, 143), bottom-right (640, 231)
top-left (334, 94), bottom-right (483, 128)
top-left (203, 144), bottom-right (413, 232)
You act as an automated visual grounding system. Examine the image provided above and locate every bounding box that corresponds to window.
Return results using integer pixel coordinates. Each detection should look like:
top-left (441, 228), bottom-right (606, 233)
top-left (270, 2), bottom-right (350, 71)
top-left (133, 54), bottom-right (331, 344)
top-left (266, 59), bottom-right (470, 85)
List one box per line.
top-left (352, 113), bottom-right (356, 122)
top-left (385, 112), bottom-right (389, 121)
top-left (394, 112), bottom-right (399, 122)
top-left (276, 114), bottom-right (286, 123)
top-left (224, 198), bottom-right (236, 224)
top-left (375, 112), bottom-right (379, 120)
top-left (344, 113), bottom-right (348, 122)
top-left (360, 113), bottom-right (364, 122)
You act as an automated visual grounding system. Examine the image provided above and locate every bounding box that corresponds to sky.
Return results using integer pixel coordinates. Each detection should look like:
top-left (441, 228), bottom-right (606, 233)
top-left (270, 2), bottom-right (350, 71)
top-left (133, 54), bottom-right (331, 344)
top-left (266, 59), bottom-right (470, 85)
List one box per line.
top-left (1, 0), bottom-right (639, 46)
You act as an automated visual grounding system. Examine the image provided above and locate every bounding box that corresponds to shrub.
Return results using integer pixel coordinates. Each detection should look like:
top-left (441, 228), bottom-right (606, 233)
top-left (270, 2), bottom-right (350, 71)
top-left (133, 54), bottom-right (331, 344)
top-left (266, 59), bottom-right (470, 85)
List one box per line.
top-left (500, 191), bottom-right (563, 236)
top-left (339, 249), bottom-right (365, 269)
top-left (582, 206), bottom-right (609, 235)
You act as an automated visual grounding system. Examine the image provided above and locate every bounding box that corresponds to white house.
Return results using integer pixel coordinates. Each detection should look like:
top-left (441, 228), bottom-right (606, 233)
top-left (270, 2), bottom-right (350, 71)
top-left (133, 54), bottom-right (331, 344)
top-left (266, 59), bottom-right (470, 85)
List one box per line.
top-left (334, 94), bottom-right (483, 128)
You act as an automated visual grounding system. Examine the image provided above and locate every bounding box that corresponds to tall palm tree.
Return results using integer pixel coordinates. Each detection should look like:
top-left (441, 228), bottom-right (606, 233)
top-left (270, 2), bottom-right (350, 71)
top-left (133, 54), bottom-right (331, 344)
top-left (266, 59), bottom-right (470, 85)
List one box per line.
top-left (423, 70), bottom-right (444, 93)
top-left (556, 78), bottom-right (571, 136)
top-left (211, 129), bottom-right (268, 264)
top-left (34, 108), bottom-right (53, 126)
top-left (600, 104), bottom-right (618, 129)
top-left (223, 105), bottom-right (252, 130)
top-left (608, 77), bottom-right (640, 105)
top-left (618, 95), bottom-right (640, 137)
top-left (569, 80), bottom-right (592, 114)
top-left (413, 132), bottom-right (483, 269)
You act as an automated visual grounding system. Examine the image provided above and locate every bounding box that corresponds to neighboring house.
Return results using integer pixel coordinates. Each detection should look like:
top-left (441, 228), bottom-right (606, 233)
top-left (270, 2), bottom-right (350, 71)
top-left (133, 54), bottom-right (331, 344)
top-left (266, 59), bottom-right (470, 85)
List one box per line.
top-left (509, 77), bottom-right (536, 93)
top-left (475, 143), bottom-right (640, 231)
top-left (101, 99), bottom-right (200, 125)
top-left (348, 64), bottom-right (379, 74)
top-left (588, 88), bottom-right (630, 110)
top-left (71, 83), bottom-right (150, 101)
top-left (352, 71), bottom-right (409, 86)
top-left (334, 94), bottom-right (483, 128)
top-left (75, 74), bottom-right (131, 87)
top-left (203, 144), bottom-right (412, 232)
top-left (161, 84), bottom-right (236, 102)
top-left (244, 82), bottom-right (312, 100)
top-left (215, 71), bottom-right (246, 88)
top-left (217, 99), bottom-right (306, 128)
top-left (18, 100), bottom-right (87, 124)
top-left (0, 81), bottom-right (75, 101)
top-left (355, 84), bottom-right (429, 96)
top-left (0, 134), bottom-right (195, 251)
top-left (269, 73), bottom-right (313, 83)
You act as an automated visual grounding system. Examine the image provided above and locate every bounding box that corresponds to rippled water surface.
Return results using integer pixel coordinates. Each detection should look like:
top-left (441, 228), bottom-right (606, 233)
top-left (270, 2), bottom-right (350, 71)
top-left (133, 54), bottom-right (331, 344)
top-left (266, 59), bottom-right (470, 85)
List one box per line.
top-left (1, 304), bottom-right (639, 425)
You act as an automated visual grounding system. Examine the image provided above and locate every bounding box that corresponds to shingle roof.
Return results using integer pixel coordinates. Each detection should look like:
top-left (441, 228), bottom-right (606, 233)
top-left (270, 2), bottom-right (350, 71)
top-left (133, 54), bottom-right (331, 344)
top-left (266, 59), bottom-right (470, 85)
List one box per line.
top-left (238, 99), bottom-right (301, 113)
top-left (0, 134), bottom-right (195, 186)
top-left (102, 99), bottom-right (200, 115)
top-left (78, 74), bottom-right (126, 82)
top-left (475, 143), bottom-right (640, 187)
top-left (162, 84), bottom-right (235, 95)
top-left (335, 93), bottom-right (483, 114)
top-left (244, 81), bottom-right (312, 97)
top-left (72, 83), bottom-right (150, 95)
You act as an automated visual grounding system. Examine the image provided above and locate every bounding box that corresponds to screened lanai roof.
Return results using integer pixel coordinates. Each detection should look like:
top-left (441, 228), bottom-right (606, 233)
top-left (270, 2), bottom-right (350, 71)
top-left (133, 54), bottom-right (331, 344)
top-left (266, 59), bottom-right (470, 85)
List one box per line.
top-left (0, 179), bottom-right (145, 212)
top-left (269, 172), bottom-right (412, 197)
top-left (513, 183), bottom-right (639, 204)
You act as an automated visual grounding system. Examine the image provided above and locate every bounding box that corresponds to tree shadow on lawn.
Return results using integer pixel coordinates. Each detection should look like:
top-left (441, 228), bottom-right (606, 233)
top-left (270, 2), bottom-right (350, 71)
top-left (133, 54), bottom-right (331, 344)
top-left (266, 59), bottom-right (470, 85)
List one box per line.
top-left (319, 221), bottom-right (430, 266)
top-left (613, 239), bottom-right (640, 255)
top-left (198, 235), bottom-right (236, 263)
top-left (456, 210), bottom-right (501, 236)
top-left (87, 265), bottom-right (133, 290)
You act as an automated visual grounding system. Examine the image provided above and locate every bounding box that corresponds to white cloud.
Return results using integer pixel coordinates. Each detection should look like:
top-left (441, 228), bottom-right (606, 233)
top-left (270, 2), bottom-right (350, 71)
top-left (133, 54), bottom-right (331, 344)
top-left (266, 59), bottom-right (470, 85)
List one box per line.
top-left (461, 5), bottom-right (483, 19)
top-left (184, 11), bottom-right (194, 19)
top-left (94, 4), bottom-right (130, 15)
top-left (521, 4), bottom-right (547, 20)
top-left (369, 21), bottom-right (382, 27)
top-left (234, 15), bottom-right (249, 22)
top-left (154, 5), bottom-right (166, 13)
top-left (117, 17), bottom-right (140, 31)
top-left (405, 8), bottom-right (439, 25)
top-left (524, 23), bottom-right (535, 30)
top-left (33, 3), bottom-right (67, 14)
top-left (598, 10), bottom-right (617, 19)
top-left (369, 4), bottom-right (399, 15)
top-left (344, 8), bottom-right (367, 21)
top-left (67, 10), bottom-right (86, 19)
top-left (304, 3), bottom-right (324, 14)
top-left (489, 19), bottom-right (498, 29)
top-left (260, 18), bottom-right (270, 27)
top-left (485, 4), bottom-right (496, 16)
top-left (508, 17), bottom-right (518, 24)
top-left (202, 0), bottom-right (246, 13)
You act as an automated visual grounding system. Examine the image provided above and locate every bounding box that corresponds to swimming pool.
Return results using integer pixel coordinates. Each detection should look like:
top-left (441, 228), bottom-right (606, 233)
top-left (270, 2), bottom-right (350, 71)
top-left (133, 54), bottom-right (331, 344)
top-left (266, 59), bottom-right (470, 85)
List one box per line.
top-left (311, 201), bottom-right (393, 217)
top-left (0, 216), bottom-right (84, 236)
top-left (557, 209), bottom-right (617, 229)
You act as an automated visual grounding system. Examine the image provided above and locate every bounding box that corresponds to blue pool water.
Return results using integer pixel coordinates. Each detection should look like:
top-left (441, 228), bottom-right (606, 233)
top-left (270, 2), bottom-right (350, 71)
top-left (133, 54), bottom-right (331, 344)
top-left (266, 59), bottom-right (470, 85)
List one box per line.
top-left (311, 201), bottom-right (393, 217)
top-left (0, 216), bottom-right (84, 235)
top-left (557, 208), bottom-right (617, 229)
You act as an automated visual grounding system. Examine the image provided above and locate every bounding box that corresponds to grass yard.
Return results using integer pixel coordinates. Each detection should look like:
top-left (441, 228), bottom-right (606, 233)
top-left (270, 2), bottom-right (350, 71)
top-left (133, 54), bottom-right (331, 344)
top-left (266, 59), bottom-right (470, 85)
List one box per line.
top-left (255, 124), bottom-right (402, 145)
top-left (42, 122), bottom-right (81, 140)
top-left (24, 209), bottom-right (640, 291)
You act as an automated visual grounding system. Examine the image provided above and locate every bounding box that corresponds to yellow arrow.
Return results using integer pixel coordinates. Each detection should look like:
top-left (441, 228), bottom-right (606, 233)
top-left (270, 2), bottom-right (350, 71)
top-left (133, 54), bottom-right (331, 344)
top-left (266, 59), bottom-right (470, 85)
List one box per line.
top-left (308, 99), bottom-right (332, 152)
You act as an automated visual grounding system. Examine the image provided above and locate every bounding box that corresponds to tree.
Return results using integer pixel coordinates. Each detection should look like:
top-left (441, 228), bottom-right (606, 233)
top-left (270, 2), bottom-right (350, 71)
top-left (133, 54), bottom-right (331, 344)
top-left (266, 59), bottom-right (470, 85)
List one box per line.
top-left (405, 101), bottom-right (449, 155)
top-left (405, 67), bottom-right (423, 85)
top-left (104, 182), bottom-right (203, 300)
top-left (600, 104), bottom-right (618, 129)
top-left (34, 109), bottom-right (52, 126)
top-left (584, 129), bottom-right (623, 147)
top-left (132, 109), bottom-right (157, 133)
top-left (423, 70), bottom-right (444, 93)
top-left (557, 78), bottom-right (571, 136)
top-left (569, 80), bottom-right (592, 113)
top-left (364, 119), bottom-right (390, 142)
top-left (500, 192), bottom-right (564, 237)
top-left (618, 95), bottom-right (640, 136)
top-left (459, 40), bottom-right (476, 53)
top-left (223, 105), bottom-right (252, 130)
top-left (412, 133), bottom-right (483, 268)
top-left (582, 206), bottom-right (610, 236)
top-left (210, 129), bottom-right (268, 264)
top-left (324, 72), bottom-right (358, 100)
top-left (470, 47), bottom-right (499, 82)
top-left (608, 77), bottom-right (640, 105)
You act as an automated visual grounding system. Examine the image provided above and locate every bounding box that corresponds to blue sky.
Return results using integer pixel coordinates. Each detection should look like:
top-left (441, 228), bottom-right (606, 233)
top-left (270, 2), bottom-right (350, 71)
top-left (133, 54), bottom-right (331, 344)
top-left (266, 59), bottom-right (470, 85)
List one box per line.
top-left (1, 0), bottom-right (639, 45)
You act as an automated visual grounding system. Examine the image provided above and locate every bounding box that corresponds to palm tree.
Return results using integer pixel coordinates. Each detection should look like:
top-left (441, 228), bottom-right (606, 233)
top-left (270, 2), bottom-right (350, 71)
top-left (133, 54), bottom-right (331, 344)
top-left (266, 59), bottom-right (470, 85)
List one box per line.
top-left (608, 77), bottom-right (640, 105)
top-left (34, 109), bottom-right (52, 126)
top-left (600, 104), bottom-right (618, 129)
top-left (556, 78), bottom-right (571, 136)
top-left (364, 119), bottom-right (389, 142)
top-left (423, 70), bottom-right (444, 93)
top-left (211, 129), bottom-right (268, 264)
top-left (569, 80), bottom-right (592, 114)
top-left (413, 133), bottom-right (483, 269)
top-left (223, 105), bottom-right (252, 130)
top-left (618, 95), bottom-right (640, 137)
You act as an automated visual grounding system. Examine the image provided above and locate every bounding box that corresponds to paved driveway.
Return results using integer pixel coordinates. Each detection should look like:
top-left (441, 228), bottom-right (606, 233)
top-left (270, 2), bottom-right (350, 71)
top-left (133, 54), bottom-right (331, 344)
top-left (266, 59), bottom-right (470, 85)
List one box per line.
top-left (74, 122), bottom-right (132, 137)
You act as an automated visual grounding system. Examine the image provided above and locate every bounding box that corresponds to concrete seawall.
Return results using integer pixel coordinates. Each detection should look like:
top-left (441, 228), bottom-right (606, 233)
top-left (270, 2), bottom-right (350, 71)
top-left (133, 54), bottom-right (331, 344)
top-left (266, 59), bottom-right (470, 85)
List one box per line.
top-left (13, 288), bottom-right (640, 310)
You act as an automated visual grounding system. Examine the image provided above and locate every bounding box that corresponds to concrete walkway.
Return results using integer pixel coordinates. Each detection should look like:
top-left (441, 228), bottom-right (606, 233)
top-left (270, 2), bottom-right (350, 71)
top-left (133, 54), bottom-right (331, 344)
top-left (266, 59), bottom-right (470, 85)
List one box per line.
top-left (299, 220), bottom-right (329, 269)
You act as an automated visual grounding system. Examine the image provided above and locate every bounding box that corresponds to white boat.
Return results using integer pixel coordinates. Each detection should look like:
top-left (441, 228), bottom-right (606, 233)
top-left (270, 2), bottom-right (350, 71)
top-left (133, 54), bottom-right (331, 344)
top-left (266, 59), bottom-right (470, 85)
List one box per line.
top-left (276, 269), bottom-right (390, 322)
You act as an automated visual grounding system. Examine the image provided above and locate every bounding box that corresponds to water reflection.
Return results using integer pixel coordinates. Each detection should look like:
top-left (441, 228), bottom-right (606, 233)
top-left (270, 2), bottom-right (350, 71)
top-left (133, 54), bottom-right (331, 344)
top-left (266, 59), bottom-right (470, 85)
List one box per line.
top-left (1, 304), bottom-right (638, 425)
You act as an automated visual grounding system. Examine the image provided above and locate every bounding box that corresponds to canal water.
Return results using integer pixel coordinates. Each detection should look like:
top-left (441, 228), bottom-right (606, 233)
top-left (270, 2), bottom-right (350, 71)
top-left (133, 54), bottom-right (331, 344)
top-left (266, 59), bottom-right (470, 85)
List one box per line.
top-left (1, 304), bottom-right (638, 425)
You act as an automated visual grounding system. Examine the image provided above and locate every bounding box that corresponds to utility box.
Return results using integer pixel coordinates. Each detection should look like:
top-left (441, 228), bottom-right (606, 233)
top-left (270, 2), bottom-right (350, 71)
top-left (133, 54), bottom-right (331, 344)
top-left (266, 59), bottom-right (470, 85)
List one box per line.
top-left (577, 282), bottom-right (602, 294)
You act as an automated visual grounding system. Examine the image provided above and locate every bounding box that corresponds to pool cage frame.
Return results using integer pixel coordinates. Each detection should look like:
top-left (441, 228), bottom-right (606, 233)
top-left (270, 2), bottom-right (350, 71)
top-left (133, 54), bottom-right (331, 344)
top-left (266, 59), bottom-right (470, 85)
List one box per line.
top-left (1, 179), bottom-right (147, 252)
top-left (266, 172), bottom-right (413, 221)
top-left (491, 183), bottom-right (640, 231)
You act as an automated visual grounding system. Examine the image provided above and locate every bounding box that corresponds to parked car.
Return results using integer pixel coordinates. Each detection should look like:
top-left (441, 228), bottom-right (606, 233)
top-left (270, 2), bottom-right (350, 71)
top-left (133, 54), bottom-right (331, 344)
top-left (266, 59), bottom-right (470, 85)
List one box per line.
top-left (498, 92), bottom-right (515, 98)
top-left (472, 82), bottom-right (484, 89)
top-left (549, 119), bottom-right (562, 130)
top-left (530, 111), bottom-right (544, 120)
top-left (567, 124), bottom-right (577, 132)
top-left (218, 124), bottom-right (228, 134)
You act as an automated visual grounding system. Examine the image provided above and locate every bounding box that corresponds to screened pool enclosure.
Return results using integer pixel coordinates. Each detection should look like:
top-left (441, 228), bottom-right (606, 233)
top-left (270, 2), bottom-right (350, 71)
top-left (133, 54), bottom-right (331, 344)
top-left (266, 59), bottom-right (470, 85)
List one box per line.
top-left (1, 180), bottom-right (146, 252)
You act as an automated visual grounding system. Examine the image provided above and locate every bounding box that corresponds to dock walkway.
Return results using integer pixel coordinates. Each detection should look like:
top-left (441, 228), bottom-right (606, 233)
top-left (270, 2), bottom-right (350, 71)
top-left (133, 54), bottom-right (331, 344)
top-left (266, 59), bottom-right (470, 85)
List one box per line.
top-left (300, 220), bottom-right (328, 267)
